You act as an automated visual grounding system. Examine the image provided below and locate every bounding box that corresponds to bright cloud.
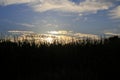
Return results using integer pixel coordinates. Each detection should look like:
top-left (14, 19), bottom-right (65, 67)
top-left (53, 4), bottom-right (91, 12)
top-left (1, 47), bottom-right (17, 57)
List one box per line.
top-left (0, 0), bottom-right (113, 14)
top-left (0, 0), bottom-right (31, 6)
top-left (47, 30), bottom-right (72, 35)
top-left (109, 6), bottom-right (120, 19)
top-left (31, 0), bottom-right (112, 14)
top-left (47, 30), bottom-right (99, 39)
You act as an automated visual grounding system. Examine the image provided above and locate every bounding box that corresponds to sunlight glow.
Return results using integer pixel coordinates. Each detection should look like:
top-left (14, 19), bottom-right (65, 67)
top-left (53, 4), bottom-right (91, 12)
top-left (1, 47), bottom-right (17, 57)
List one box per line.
top-left (44, 37), bottom-right (53, 43)
top-left (48, 31), bottom-right (59, 34)
top-left (8, 30), bottom-right (99, 45)
top-left (47, 30), bottom-right (68, 35)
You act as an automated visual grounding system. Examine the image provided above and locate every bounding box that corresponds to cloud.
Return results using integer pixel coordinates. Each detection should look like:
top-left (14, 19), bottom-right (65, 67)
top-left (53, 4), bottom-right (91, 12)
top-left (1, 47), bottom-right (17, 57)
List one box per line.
top-left (19, 23), bottom-right (35, 27)
top-left (47, 30), bottom-right (72, 35)
top-left (103, 28), bottom-right (120, 36)
top-left (105, 32), bottom-right (120, 36)
top-left (1, 19), bottom-right (35, 28)
top-left (47, 30), bottom-right (99, 39)
top-left (46, 23), bottom-right (58, 27)
top-left (109, 6), bottom-right (120, 19)
top-left (0, 0), bottom-right (113, 15)
top-left (0, 0), bottom-right (31, 6)
top-left (8, 30), bottom-right (34, 34)
top-left (74, 33), bottom-right (99, 39)
top-left (32, 0), bottom-right (112, 14)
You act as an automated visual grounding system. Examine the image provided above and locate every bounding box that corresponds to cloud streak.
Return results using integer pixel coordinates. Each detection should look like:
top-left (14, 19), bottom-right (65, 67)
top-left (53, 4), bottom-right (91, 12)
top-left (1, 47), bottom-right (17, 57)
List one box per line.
top-left (8, 30), bottom-right (34, 34)
top-left (105, 32), bottom-right (120, 36)
top-left (109, 6), bottom-right (120, 19)
top-left (19, 23), bottom-right (35, 28)
top-left (0, 0), bottom-right (31, 6)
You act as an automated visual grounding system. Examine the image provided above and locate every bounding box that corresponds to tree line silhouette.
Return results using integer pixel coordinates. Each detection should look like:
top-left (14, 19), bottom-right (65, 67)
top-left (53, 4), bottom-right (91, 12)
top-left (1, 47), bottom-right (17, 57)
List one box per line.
top-left (0, 35), bottom-right (120, 80)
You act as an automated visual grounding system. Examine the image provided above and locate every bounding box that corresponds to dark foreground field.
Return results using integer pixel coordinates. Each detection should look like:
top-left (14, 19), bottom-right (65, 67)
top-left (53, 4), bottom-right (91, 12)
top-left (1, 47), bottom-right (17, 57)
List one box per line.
top-left (0, 36), bottom-right (120, 80)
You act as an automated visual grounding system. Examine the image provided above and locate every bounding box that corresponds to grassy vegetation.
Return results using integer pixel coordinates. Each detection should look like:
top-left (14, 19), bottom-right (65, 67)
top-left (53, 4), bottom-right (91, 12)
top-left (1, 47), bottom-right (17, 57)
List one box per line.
top-left (0, 36), bottom-right (120, 80)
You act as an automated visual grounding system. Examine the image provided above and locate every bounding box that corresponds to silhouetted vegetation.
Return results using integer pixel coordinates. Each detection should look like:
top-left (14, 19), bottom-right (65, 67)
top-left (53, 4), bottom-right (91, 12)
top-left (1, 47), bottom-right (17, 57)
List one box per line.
top-left (0, 35), bottom-right (120, 80)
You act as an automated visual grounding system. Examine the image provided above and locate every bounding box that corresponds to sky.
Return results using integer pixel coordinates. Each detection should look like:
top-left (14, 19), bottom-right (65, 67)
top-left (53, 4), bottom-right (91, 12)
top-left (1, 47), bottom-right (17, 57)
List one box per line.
top-left (0, 0), bottom-right (120, 37)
